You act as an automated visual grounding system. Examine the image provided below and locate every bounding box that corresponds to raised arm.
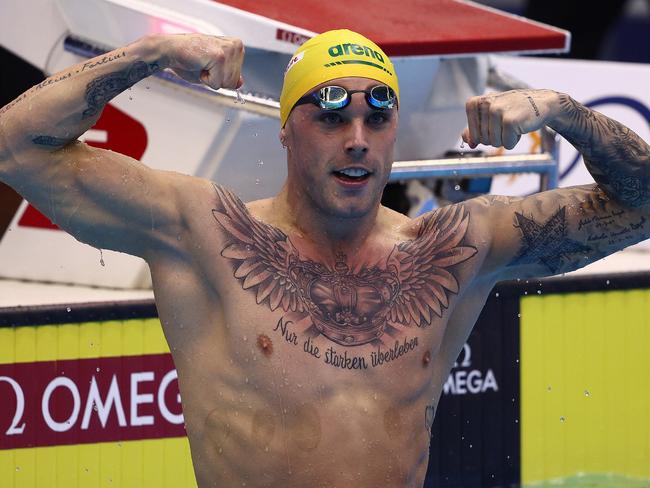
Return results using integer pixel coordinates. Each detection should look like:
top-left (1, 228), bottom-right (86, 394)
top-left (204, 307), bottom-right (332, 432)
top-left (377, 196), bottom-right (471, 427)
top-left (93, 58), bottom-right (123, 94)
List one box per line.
top-left (461, 89), bottom-right (649, 279)
top-left (0, 33), bottom-right (244, 259)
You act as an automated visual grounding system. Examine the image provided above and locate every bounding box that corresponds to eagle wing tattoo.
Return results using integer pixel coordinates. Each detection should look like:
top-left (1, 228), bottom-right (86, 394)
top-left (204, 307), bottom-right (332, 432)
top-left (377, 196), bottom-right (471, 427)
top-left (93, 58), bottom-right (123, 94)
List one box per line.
top-left (386, 204), bottom-right (477, 326)
top-left (211, 185), bottom-right (306, 313)
top-left (212, 185), bottom-right (477, 345)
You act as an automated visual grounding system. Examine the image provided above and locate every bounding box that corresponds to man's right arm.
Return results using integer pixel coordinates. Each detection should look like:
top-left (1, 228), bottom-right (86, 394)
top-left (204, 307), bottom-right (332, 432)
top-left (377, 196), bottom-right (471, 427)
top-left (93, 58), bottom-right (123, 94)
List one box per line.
top-left (0, 33), bottom-right (243, 259)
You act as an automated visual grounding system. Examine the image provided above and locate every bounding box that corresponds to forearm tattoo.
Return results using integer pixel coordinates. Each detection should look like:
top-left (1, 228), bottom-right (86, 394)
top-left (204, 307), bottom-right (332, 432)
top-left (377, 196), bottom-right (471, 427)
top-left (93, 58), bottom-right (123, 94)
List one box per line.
top-left (556, 95), bottom-right (650, 208)
top-left (31, 135), bottom-right (71, 148)
top-left (211, 185), bottom-right (477, 369)
top-left (82, 60), bottom-right (160, 119)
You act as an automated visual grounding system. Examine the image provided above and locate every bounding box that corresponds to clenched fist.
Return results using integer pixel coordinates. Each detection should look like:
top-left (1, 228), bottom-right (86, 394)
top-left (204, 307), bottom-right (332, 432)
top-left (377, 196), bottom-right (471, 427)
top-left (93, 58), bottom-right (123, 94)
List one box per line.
top-left (152, 33), bottom-right (245, 90)
top-left (462, 89), bottom-right (560, 149)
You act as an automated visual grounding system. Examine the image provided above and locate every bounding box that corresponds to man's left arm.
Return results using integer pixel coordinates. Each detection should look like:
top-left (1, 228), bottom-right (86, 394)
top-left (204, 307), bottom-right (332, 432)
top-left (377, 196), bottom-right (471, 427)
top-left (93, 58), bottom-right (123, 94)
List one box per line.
top-left (462, 89), bottom-right (650, 279)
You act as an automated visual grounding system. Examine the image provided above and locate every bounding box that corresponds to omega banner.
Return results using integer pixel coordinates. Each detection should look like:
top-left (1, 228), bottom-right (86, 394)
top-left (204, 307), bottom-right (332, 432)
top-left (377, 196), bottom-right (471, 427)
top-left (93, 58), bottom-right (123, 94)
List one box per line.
top-left (0, 354), bottom-right (184, 450)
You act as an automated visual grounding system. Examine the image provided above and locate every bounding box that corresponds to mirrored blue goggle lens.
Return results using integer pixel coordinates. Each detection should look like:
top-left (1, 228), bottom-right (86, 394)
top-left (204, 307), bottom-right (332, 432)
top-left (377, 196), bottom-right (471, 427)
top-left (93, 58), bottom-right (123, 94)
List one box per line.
top-left (368, 85), bottom-right (396, 109)
top-left (318, 86), bottom-right (349, 109)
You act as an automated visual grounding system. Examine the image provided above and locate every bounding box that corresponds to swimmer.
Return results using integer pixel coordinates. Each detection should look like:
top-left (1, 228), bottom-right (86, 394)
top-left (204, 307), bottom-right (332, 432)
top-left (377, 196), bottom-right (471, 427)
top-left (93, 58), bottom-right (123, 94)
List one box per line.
top-left (0, 29), bottom-right (648, 487)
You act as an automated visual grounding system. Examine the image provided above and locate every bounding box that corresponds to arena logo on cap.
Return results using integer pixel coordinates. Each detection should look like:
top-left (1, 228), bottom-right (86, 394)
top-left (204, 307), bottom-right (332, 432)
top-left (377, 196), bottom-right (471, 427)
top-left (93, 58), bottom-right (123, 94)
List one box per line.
top-left (327, 43), bottom-right (385, 63)
top-left (285, 51), bottom-right (305, 74)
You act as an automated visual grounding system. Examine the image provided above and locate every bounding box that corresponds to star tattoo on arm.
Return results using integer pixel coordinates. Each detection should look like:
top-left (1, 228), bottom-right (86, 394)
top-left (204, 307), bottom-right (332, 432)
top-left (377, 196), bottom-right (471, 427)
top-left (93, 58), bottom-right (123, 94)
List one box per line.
top-left (211, 185), bottom-right (478, 347)
top-left (508, 206), bottom-right (591, 274)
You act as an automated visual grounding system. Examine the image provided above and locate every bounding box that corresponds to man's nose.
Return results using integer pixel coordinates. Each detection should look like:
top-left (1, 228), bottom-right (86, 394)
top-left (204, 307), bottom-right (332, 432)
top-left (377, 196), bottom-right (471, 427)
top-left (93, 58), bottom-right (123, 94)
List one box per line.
top-left (344, 119), bottom-right (369, 158)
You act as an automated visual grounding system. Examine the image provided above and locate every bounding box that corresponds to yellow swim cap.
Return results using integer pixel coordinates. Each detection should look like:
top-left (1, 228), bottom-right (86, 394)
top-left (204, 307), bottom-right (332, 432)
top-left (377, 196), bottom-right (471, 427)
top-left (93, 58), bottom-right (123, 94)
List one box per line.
top-left (279, 29), bottom-right (399, 127)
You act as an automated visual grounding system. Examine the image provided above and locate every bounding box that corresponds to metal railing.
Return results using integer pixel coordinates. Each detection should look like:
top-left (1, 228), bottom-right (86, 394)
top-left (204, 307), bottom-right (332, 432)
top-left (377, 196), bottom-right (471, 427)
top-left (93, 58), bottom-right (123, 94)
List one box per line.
top-left (389, 144), bottom-right (559, 192)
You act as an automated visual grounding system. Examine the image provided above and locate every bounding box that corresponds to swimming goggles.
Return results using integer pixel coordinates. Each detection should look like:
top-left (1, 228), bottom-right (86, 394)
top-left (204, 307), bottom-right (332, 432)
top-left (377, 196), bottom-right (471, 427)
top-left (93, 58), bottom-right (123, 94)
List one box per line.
top-left (294, 84), bottom-right (397, 111)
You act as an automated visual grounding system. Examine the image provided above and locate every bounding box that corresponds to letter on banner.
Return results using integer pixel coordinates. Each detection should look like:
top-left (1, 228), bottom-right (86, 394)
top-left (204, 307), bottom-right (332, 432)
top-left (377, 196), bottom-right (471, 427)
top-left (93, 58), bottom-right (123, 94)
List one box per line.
top-left (82, 375), bottom-right (127, 429)
top-left (131, 372), bottom-right (154, 426)
top-left (42, 377), bottom-right (81, 432)
top-left (0, 376), bottom-right (26, 435)
top-left (158, 370), bottom-right (184, 425)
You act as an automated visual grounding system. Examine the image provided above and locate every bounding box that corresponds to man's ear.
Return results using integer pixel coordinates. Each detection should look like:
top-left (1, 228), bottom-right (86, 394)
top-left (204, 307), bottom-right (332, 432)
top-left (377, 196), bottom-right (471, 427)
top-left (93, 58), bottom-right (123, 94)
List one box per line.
top-left (279, 126), bottom-right (287, 148)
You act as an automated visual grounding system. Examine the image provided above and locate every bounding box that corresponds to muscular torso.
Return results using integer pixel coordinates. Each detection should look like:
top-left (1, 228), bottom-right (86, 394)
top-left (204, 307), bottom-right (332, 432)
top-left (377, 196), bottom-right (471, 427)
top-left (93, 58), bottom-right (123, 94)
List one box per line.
top-left (148, 184), bottom-right (495, 488)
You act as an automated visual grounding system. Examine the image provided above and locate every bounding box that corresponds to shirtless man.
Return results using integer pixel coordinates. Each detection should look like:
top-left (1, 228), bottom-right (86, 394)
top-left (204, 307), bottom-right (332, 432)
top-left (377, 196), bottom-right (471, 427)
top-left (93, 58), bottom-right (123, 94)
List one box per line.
top-left (0, 29), bottom-right (648, 487)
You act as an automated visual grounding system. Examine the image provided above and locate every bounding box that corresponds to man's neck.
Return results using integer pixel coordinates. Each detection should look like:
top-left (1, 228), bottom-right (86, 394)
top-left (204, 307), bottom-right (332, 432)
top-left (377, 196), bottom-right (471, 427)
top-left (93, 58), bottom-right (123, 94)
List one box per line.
top-left (274, 186), bottom-right (383, 257)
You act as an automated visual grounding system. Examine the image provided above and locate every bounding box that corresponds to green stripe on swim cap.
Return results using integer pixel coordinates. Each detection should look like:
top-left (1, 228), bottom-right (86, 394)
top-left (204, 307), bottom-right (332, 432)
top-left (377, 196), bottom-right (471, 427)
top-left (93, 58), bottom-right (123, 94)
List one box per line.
top-left (323, 60), bottom-right (394, 76)
top-left (280, 29), bottom-right (399, 127)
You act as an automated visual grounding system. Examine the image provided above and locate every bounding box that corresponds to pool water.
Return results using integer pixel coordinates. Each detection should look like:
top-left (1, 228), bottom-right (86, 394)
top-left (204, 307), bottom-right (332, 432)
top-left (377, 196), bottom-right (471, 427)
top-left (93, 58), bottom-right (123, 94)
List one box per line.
top-left (525, 474), bottom-right (650, 487)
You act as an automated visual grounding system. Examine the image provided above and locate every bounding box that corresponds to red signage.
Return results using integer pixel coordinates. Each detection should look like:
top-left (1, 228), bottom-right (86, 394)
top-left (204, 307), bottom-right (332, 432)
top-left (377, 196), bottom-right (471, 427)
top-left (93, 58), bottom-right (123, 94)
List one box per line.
top-left (17, 103), bottom-right (148, 231)
top-left (275, 28), bottom-right (310, 46)
top-left (0, 353), bottom-right (185, 449)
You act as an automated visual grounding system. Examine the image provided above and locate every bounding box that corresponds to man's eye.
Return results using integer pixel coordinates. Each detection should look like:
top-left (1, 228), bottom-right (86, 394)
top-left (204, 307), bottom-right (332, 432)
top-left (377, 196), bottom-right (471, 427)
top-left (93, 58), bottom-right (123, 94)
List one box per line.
top-left (368, 111), bottom-right (389, 124)
top-left (320, 112), bottom-right (342, 124)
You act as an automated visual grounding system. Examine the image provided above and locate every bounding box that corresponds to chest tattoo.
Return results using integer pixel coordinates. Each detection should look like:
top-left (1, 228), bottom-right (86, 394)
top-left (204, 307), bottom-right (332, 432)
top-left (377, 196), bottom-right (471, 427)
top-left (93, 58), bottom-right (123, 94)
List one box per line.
top-left (212, 185), bottom-right (477, 348)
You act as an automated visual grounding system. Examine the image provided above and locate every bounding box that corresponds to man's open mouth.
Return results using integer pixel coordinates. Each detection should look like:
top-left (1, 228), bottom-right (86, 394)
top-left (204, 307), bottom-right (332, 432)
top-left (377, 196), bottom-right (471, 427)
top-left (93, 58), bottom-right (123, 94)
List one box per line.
top-left (333, 168), bottom-right (371, 182)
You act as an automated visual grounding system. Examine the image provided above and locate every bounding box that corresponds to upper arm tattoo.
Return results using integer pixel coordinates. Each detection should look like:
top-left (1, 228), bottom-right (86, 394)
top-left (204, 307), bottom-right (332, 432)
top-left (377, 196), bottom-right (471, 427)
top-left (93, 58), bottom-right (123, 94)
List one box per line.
top-left (505, 187), bottom-right (648, 276)
top-left (556, 95), bottom-right (650, 208)
top-left (509, 206), bottom-right (591, 274)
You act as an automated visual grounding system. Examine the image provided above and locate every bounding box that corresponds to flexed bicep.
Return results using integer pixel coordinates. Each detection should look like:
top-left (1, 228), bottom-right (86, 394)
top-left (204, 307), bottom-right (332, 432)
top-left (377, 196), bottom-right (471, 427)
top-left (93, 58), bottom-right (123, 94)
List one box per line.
top-left (7, 141), bottom-right (199, 259)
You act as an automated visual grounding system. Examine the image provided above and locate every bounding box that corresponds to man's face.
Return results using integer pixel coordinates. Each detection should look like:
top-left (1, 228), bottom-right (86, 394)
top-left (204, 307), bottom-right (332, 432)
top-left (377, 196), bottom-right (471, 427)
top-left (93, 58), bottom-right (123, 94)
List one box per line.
top-left (281, 77), bottom-right (398, 220)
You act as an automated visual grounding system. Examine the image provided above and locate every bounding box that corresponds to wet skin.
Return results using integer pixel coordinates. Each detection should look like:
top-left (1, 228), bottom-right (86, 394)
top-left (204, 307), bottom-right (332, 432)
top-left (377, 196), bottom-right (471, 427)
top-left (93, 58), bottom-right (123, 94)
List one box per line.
top-left (3, 43), bottom-right (648, 485)
top-left (145, 79), bottom-right (494, 487)
top-left (152, 188), bottom-right (491, 488)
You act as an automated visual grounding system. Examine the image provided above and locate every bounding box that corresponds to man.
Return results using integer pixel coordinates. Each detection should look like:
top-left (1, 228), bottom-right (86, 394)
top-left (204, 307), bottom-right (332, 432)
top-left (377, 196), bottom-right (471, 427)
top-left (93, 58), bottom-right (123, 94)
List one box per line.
top-left (0, 28), bottom-right (648, 487)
